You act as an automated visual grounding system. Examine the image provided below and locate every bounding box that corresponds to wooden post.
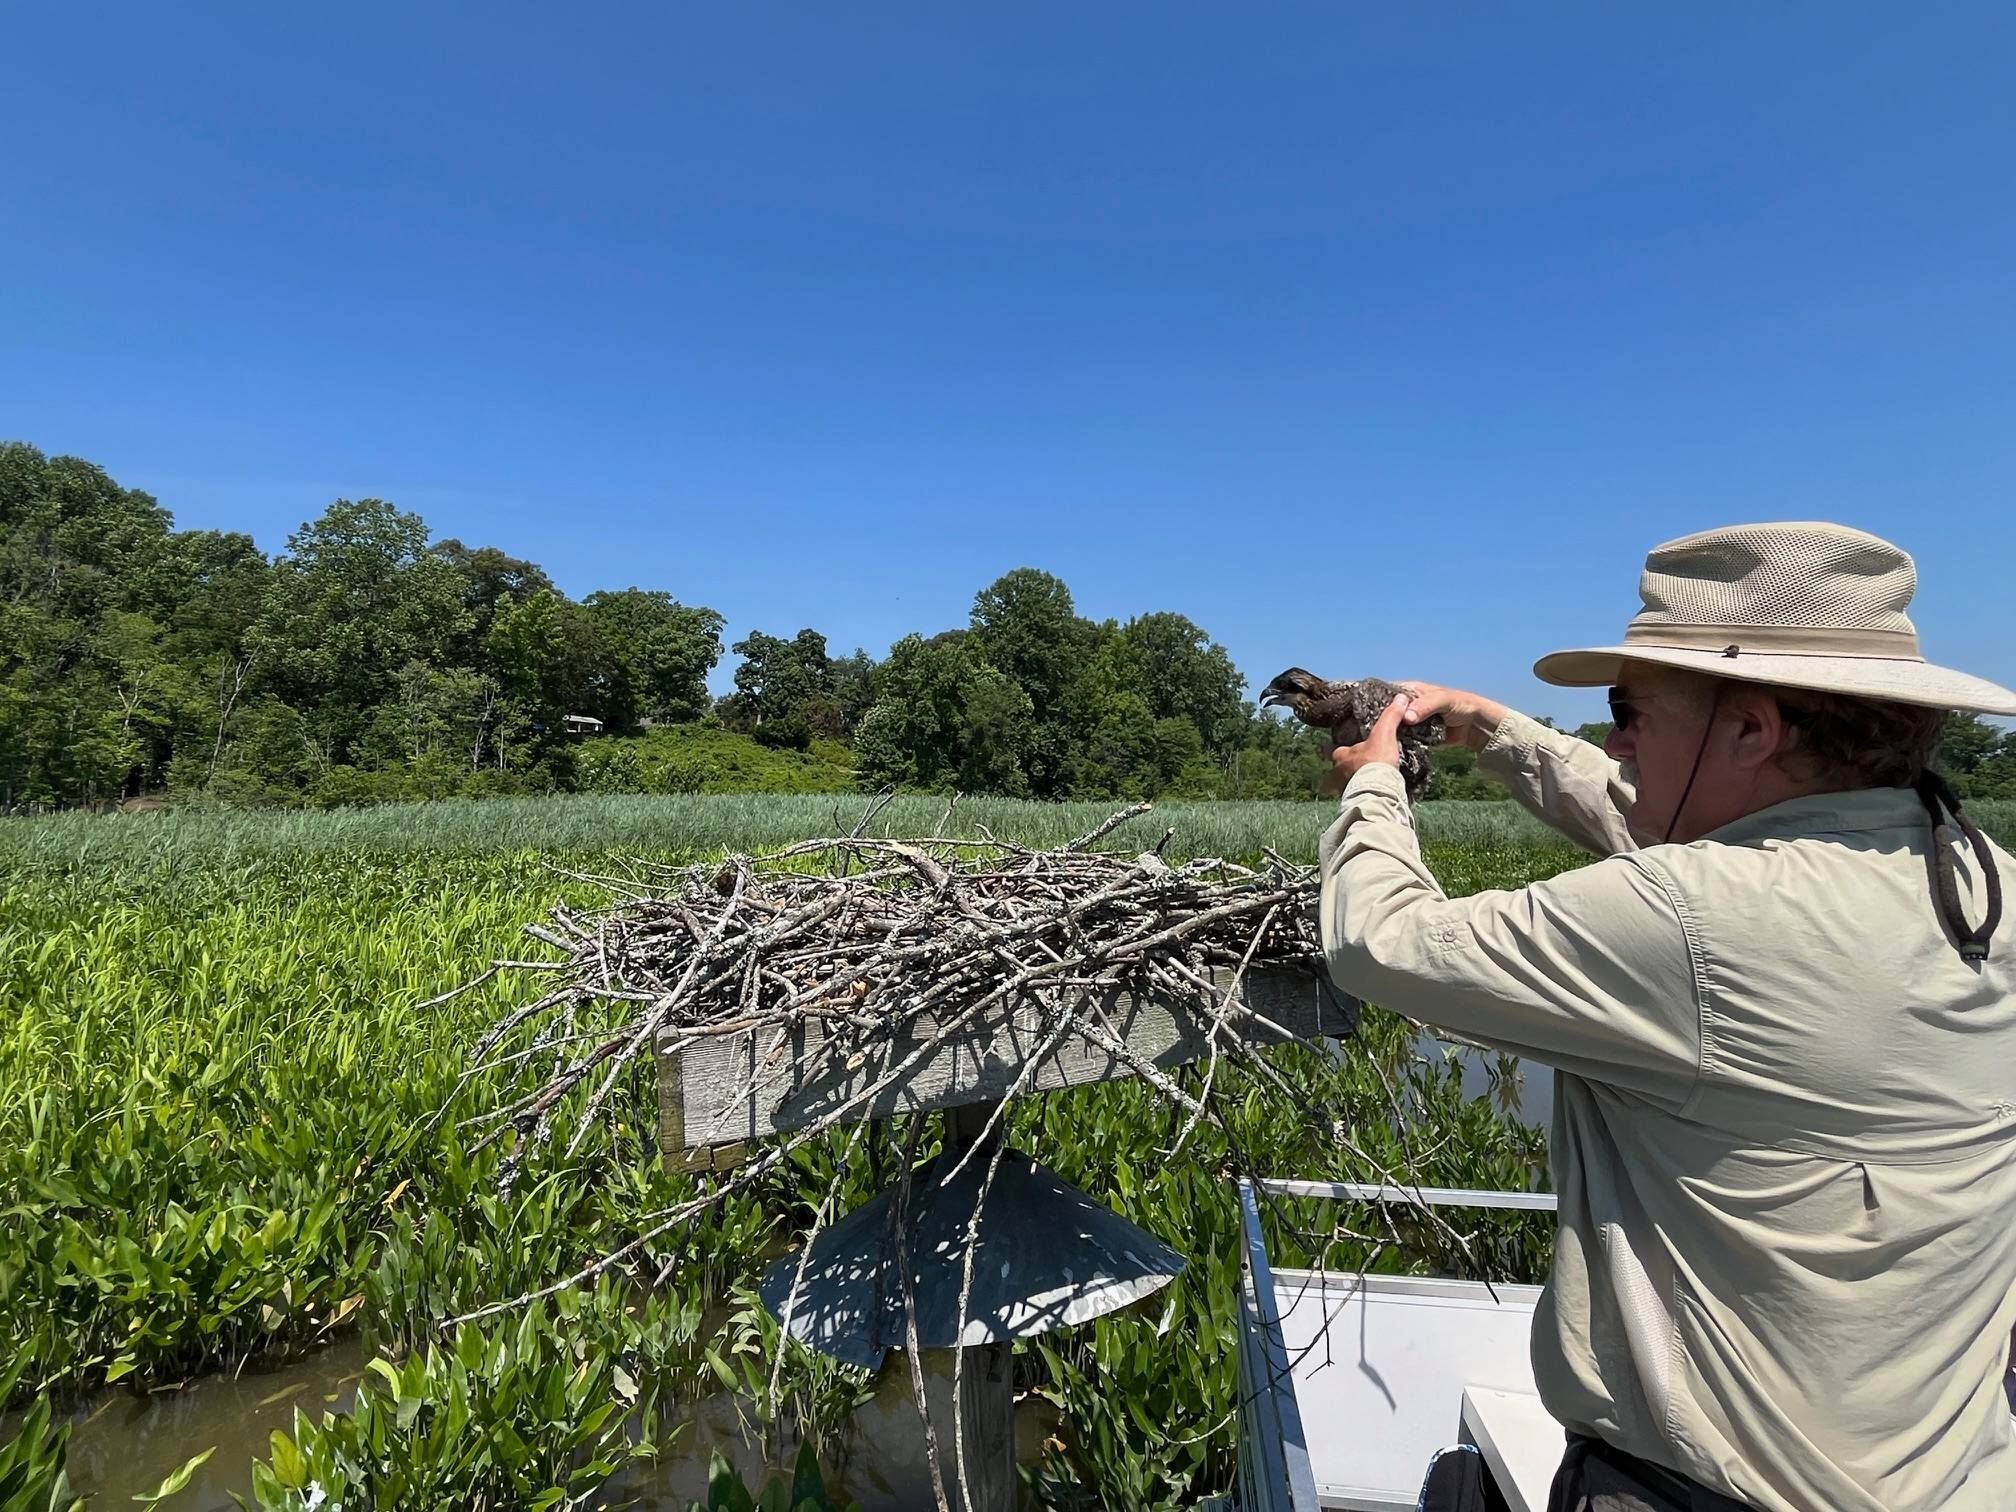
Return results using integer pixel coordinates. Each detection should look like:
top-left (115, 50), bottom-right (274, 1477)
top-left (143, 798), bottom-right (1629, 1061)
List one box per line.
top-left (942, 1100), bottom-right (1018, 1512)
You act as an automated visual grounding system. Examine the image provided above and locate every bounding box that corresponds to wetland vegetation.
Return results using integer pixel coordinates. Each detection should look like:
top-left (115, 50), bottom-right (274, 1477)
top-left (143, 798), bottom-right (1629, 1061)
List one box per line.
top-left (0, 800), bottom-right (1592, 1509)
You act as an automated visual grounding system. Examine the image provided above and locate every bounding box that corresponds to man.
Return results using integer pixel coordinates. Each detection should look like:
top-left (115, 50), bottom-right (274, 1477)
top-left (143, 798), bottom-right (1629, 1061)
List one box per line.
top-left (1318, 522), bottom-right (2016, 1511)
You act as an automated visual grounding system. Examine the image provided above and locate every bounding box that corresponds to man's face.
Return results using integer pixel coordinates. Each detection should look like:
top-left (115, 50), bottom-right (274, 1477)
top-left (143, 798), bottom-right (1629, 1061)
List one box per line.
top-left (1603, 664), bottom-right (1721, 843)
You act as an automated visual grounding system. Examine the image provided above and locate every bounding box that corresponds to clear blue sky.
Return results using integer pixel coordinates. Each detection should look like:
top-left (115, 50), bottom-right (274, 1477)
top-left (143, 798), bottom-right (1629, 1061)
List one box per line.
top-left (5, 3), bottom-right (2013, 721)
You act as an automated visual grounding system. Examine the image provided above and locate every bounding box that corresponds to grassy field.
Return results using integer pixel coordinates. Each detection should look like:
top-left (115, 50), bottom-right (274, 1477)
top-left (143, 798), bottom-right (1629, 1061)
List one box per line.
top-left (0, 798), bottom-right (1662, 1507)
top-left (12, 792), bottom-right (2009, 872)
top-left (1, 791), bottom-right (1573, 868)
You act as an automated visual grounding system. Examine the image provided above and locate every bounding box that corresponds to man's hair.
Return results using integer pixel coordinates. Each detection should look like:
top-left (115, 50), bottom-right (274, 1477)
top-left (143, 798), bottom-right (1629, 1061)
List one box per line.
top-left (1765, 686), bottom-right (1945, 790)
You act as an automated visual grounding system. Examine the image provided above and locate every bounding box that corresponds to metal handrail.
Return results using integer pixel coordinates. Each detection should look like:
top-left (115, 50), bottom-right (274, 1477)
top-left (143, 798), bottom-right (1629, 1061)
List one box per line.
top-left (1256, 1178), bottom-right (1557, 1212)
top-left (1235, 1177), bottom-right (1321, 1512)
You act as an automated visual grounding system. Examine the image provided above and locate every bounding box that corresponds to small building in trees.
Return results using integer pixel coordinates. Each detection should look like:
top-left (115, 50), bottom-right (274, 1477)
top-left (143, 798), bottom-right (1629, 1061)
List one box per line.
top-left (561, 714), bottom-right (605, 737)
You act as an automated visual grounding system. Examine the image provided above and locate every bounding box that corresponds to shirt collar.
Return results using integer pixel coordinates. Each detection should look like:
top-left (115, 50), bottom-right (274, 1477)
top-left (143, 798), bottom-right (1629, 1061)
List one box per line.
top-left (1704, 784), bottom-right (1927, 846)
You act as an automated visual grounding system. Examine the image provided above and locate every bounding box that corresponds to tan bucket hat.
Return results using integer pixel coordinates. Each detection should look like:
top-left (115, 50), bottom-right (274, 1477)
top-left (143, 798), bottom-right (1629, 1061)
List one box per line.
top-left (1534, 521), bottom-right (2016, 715)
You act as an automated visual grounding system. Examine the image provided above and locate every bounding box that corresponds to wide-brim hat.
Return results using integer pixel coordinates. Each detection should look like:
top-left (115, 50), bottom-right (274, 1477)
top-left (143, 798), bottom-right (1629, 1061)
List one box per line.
top-left (1535, 521), bottom-right (2016, 715)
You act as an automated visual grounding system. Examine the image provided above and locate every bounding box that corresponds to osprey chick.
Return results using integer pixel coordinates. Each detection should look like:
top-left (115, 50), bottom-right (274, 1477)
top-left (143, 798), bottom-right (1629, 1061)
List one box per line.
top-left (1260, 670), bottom-right (1447, 801)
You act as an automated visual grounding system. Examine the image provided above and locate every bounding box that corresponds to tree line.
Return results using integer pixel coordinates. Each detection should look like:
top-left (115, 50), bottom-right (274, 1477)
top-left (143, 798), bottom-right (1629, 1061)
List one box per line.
top-left (10, 441), bottom-right (2010, 812)
top-left (0, 443), bottom-right (1337, 809)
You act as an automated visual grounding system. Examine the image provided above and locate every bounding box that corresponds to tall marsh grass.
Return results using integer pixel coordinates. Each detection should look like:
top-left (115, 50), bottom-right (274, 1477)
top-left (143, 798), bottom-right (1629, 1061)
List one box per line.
top-left (0, 793), bottom-right (1576, 868)
top-left (11, 792), bottom-right (2008, 873)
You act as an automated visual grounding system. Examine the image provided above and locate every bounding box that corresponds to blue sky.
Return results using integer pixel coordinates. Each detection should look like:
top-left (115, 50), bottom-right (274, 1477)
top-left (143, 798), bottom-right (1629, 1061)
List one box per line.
top-left (5, 3), bottom-right (2012, 721)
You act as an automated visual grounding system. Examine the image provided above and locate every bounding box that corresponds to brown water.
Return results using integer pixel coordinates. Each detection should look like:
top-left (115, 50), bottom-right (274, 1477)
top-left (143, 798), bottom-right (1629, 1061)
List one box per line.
top-left (610, 1353), bottom-right (1057, 1510)
top-left (61, 1339), bottom-right (372, 1509)
top-left (52, 1340), bottom-right (1055, 1510)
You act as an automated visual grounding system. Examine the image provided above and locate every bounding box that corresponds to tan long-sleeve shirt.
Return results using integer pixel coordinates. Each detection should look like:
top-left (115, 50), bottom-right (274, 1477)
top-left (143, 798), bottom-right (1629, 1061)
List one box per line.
top-left (1319, 712), bottom-right (2016, 1511)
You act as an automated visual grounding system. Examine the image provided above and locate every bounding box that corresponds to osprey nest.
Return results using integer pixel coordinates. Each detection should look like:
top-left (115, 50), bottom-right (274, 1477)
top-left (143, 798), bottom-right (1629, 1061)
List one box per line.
top-left (443, 801), bottom-right (1479, 1328)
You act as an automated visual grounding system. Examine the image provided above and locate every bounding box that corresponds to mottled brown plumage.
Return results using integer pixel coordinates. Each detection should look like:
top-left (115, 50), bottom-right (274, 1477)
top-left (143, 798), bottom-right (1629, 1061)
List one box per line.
top-left (1260, 669), bottom-right (1447, 800)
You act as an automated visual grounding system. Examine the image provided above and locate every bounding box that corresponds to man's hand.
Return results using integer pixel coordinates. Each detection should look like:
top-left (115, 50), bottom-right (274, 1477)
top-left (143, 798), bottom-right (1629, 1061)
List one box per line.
top-left (1393, 681), bottom-right (1507, 753)
top-left (1323, 692), bottom-right (1412, 795)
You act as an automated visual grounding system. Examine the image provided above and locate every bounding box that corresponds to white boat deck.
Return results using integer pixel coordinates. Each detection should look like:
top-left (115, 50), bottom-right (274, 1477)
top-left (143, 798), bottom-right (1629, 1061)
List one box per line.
top-left (1233, 1178), bottom-right (1564, 1512)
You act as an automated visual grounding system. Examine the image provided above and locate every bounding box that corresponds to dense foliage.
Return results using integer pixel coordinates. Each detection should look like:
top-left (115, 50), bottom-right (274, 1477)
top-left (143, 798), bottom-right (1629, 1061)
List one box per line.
top-left (10, 437), bottom-right (2004, 814)
top-left (0, 443), bottom-right (1345, 812)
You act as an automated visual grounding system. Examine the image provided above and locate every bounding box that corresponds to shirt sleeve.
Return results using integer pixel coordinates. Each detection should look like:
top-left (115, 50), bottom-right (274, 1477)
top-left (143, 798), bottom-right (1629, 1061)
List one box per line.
top-left (1319, 762), bottom-right (1703, 1097)
top-left (1477, 710), bottom-right (1639, 857)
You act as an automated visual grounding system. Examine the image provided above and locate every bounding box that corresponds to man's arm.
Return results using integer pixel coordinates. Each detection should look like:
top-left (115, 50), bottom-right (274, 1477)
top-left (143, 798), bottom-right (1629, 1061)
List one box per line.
top-left (1319, 759), bottom-right (1701, 1094)
top-left (1399, 683), bottom-right (1638, 857)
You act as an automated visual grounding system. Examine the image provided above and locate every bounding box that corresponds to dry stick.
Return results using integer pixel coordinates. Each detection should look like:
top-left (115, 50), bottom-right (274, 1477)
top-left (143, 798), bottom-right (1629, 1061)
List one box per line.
top-left (465, 985), bottom-right (574, 1067)
top-left (454, 822), bottom-right (1352, 1321)
top-left (1062, 800), bottom-right (1153, 852)
top-left (451, 1136), bottom-right (800, 1324)
top-left (412, 965), bottom-right (500, 1012)
top-left (1155, 966), bottom-right (1488, 1272)
top-left (508, 895), bottom-right (846, 1145)
top-left (932, 791), bottom-right (962, 839)
top-left (1066, 1012), bottom-right (1220, 1130)
top-left (425, 987), bottom-right (578, 1138)
top-left (936, 993), bottom-right (1082, 1185)
top-left (950, 1123), bottom-right (1014, 1512)
top-left (691, 872), bottom-right (964, 1146)
top-left (553, 896), bottom-right (854, 1150)
top-left (765, 1112), bottom-right (870, 1426)
top-left (1166, 904), bottom-right (1279, 1163)
top-left (461, 1030), bottom-right (624, 1081)
top-left (890, 1116), bottom-right (954, 1512)
top-left (851, 789), bottom-right (898, 839)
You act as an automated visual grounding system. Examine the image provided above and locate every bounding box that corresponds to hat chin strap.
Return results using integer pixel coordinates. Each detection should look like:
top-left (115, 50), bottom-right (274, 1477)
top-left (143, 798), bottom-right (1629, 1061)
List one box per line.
top-left (1662, 683), bottom-right (1725, 845)
top-left (1915, 773), bottom-right (2003, 964)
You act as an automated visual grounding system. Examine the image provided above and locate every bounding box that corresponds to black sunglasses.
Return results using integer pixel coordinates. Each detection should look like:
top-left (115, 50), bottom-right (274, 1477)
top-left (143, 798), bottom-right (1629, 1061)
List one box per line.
top-left (1607, 688), bottom-right (1639, 730)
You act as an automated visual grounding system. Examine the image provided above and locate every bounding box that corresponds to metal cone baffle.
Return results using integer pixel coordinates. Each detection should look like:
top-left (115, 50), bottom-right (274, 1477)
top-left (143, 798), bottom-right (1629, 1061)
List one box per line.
top-left (759, 1140), bottom-right (1185, 1368)
top-left (758, 1101), bottom-right (1187, 1511)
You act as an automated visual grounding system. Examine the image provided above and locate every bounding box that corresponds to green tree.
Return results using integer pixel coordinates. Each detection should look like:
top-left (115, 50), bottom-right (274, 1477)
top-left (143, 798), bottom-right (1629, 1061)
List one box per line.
top-left (434, 539), bottom-right (555, 662)
top-left (0, 445), bottom-right (172, 625)
top-left (1075, 693), bottom-right (1218, 798)
top-left (854, 634), bottom-right (1036, 794)
top-left (249, 499), bottom-right (474, 765)
top-left (487, 589), bottom-right (619, 733)
top-left (970, 569), bottom-right (1087, 715)
top-left (723, 628), bottom-right (836, 745)
top-left (828, 649), bottom-right (878, 732)
top-left (968, 568), bottom-right (1098, 796)
top-left (1090, 612), bottom-right (1246, 761)
top-left (0, 443), bottom-right (185, 805)
top-left (1939, 714), bottom-right (2005, 777)
top-left (1944, 713), bottom-right (2016, 800)
top-left (581, 589), bottom-right (725, 727)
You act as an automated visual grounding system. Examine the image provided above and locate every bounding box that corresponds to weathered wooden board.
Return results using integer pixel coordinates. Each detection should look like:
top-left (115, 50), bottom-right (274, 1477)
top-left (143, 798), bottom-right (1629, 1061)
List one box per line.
top-left (656, 965), bottom-right (1357, 1165)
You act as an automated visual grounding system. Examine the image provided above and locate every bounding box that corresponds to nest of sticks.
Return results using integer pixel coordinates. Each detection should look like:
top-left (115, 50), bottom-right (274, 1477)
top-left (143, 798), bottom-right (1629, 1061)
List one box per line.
top-left (442, 801), bottom-right (1514, 1506)
top-left (454, 802), bottom-right (1333, 1193)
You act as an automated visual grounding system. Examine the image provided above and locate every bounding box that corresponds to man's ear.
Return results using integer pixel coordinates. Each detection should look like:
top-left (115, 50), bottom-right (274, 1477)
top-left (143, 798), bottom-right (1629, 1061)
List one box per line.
top-left (1726, 686), bottom-right (1790, 772)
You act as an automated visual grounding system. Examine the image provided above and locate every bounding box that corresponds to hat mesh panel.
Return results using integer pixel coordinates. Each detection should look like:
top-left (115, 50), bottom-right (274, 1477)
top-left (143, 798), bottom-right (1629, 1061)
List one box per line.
top-left (1635, 523), bottom-right (1916, 633)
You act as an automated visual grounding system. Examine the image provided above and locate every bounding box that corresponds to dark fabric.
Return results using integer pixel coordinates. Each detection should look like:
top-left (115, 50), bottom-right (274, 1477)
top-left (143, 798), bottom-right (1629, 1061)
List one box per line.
top-left (1546, 1434), bottom-right (1758, 1512)
top-left (1418, 1444), bottom-right (1512, 1512)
